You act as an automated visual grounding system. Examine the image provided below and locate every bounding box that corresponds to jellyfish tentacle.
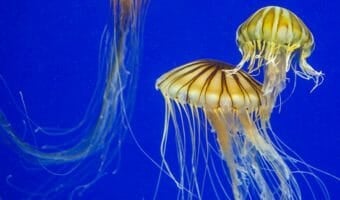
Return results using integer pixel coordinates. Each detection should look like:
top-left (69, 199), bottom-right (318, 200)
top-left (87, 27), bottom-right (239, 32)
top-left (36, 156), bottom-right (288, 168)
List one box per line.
top-left (0, 0), bottom-right (149, 197)
top-left (206, 108), bottom-right (245, 200)
top-left (238, 110), bottom-right (301, 199)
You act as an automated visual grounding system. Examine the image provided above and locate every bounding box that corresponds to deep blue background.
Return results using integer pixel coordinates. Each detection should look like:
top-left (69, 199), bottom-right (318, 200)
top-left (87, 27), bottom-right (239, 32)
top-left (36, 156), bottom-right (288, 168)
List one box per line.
top-left (0, 0), bottom-right (339, 199)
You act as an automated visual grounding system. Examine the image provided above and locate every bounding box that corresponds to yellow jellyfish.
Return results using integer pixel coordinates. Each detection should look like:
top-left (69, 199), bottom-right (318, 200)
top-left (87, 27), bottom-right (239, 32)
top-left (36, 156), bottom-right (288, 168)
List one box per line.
top-left (235, 6), bottom-right (324, 114)
top-left (155, 59), bottom-right (327, 199)
top-left (0, 0), bottom-right (148, 198)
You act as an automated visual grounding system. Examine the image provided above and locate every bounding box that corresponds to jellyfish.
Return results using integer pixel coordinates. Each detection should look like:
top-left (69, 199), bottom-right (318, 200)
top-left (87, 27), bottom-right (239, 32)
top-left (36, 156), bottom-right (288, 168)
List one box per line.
top-left (155, 59), bottom-right (327, 199)
top-left (235, 6), bottom-right (324, 115)
top-left (0, 0), bottom-right (148, 198)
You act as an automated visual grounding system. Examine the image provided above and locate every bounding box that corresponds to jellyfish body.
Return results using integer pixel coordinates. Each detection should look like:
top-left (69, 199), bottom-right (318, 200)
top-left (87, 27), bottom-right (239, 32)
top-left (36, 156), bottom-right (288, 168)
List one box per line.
top-left (156, 60), bottom-right (303, 199)
top-left (0, 0), bottom-right (148, 198)
top-left (236, 6), bottom-right (323, 114)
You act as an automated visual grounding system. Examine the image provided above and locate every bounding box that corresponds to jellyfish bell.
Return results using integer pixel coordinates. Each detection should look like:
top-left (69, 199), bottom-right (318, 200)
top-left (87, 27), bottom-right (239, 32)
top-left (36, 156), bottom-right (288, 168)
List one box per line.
top-left (235, 6), bottom-right (324, 113)
top-left (157, 60), bottom-right (261, 110)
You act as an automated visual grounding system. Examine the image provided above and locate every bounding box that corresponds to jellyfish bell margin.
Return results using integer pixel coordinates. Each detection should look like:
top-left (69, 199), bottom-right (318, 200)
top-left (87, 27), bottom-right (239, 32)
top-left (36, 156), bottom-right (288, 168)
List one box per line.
top-left (154, 59), bottom-right (327, 199)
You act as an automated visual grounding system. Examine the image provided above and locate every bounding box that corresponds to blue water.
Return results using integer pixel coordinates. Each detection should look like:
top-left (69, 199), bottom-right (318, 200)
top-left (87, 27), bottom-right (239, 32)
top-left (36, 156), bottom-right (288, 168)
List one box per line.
top-left (0, 0), bottom-right (339, 199)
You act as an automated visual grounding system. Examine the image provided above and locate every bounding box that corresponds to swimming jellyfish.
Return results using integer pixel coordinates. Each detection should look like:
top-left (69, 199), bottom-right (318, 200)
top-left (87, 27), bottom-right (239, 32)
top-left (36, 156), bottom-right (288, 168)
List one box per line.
top-left (235, 6), bottom-right (324, 114)
top-left (155, 59), bottom-right (327, 199)
top-left (0, 0), bottom-right (148, 198)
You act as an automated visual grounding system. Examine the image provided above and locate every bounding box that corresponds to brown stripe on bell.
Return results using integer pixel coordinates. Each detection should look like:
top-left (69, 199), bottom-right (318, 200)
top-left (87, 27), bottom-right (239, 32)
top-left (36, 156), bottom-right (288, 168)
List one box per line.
top-left (156, 59), bottom-right (262, 111)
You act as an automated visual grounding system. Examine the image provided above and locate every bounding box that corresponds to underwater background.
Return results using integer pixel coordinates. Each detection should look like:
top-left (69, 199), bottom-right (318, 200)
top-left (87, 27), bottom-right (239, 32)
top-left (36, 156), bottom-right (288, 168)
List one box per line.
top-left (0, 0), bottom-right (339, 199)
